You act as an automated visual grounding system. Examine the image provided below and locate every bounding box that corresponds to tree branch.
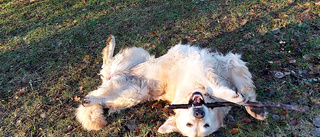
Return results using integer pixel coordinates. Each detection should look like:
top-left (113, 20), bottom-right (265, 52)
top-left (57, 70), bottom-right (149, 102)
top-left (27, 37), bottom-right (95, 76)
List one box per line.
top-left (165, 101), bottom-right (309, 112)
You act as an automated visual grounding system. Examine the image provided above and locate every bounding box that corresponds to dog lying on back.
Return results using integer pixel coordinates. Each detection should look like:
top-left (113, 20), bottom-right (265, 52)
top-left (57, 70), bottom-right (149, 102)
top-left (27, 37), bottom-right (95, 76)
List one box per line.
top-left (76, 35), bottom-right (267, 137)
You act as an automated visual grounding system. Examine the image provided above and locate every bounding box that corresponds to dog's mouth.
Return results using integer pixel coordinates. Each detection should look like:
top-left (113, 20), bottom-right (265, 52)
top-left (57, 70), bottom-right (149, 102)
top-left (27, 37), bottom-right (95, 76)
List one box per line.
top-left (189, 91), bottom-right (205, 106)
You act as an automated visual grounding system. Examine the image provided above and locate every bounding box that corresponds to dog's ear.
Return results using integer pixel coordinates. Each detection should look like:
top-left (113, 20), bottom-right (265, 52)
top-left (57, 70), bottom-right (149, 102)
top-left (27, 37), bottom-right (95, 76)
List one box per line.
top-left (158, 116), bottom-right (179, 134)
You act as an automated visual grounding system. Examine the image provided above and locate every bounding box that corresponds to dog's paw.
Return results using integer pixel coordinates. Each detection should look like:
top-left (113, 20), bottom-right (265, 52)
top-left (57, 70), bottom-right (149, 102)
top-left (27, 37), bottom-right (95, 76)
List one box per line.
top-left (82, 95), bottom-right (101, 107)
top-left (232, 93), bottom-right (246, 104)
top-left (245, 106), bottom-right (267, 120)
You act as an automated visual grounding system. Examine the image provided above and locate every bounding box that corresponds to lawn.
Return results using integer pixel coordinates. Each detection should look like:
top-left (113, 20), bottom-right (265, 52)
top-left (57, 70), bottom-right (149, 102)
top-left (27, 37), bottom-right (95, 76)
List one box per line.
top-left (1, 0), bottom-right (320, 136)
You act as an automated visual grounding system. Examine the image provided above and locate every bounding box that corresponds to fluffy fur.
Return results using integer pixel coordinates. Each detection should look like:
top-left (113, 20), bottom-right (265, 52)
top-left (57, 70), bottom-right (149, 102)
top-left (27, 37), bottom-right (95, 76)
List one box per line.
top-left (76, 35), bottom-right (267, 136)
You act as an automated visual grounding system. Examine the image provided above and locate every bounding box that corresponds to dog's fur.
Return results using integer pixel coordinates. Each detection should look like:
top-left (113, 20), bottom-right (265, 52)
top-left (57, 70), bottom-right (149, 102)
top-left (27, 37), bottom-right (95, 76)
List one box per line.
top-left (76, 35), bottom-right (267, 137)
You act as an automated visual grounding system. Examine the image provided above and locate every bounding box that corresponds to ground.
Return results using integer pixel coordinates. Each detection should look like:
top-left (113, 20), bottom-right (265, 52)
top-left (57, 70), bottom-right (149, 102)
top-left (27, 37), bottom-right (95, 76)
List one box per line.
top-left (1, 0), bottom-right (320, 136)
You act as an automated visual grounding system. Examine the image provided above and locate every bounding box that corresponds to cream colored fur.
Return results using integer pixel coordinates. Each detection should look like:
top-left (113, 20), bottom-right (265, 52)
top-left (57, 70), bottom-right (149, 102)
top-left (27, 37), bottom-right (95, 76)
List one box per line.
top-left (76, 35), bottom-right (266, 136)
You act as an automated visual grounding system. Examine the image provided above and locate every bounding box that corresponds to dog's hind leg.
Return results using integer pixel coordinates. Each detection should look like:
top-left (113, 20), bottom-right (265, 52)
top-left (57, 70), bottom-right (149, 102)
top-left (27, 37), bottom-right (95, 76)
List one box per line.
top-left (76, 84), bottom-right (151, 131)
top-left (104, 88), bottom-right (151, 113)
top-left (82, 74), bottom-right (152, 111)
top-left (77, 84), bottom-right (150, 130)
top-left (102, 35), bottom-right (116, 68)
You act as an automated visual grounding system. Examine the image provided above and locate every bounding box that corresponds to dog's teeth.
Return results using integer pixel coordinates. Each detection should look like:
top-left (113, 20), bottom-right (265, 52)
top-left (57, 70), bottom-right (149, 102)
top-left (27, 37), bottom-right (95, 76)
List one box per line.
top-left (192, 95), bottom-right (203, 100)
top-left (193, 95), bottom-right (198, 100)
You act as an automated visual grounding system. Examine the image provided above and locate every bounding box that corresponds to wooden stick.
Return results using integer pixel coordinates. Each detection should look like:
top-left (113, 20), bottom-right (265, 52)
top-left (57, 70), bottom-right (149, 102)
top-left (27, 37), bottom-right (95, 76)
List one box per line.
top-left (165, 101), bottom-right (309, 112)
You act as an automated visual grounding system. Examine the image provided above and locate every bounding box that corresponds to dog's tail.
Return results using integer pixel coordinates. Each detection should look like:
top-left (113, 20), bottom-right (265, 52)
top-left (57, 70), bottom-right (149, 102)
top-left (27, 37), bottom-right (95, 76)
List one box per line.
top-left (102, 35), bottom-right (116, 68)
top-left (76, 104), bottom-right (107, 130)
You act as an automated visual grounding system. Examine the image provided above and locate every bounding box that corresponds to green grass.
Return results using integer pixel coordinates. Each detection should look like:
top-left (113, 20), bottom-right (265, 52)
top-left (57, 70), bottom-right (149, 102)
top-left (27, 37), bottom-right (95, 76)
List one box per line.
top-left (1, 0), bottom-right (320, 136)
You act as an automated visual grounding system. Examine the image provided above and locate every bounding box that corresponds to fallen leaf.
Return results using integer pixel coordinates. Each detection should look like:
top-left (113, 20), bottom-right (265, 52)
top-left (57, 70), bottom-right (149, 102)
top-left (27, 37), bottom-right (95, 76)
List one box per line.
top-left (126, 123), bottom-right (137, 131)
top-left (135, 127), bottom-right (140, 133)
top-left (274, 71), bottom-right (285, 78)
top-left (79, 86), bottom-right (84, 91)
top-left (17, 87), bottom-right (27, 96)
top-left (314, 116), bottom-right (320, 127)
top-left (16, 119), bottom-right (22, 124)
top-left (40, 113), bottom-right (47, 118)
top-left (284, 72), bottom-right (290, 75)
top-left (308, 71), bottom-right (315, 74)
top-left (232, 123), bottom-right (238, 128)
top-left (288, 59), bottom-right (296, 64)
top-left (240, 19), bottom-right (248, 26)
top-left (242, 117), bottom-right (251, 124)
top-left (290, 119), bottom-right (299, 126)
top-left (160, 34), bottom-right (166, 41)
top-left (163, 107), bottom-right (174, 116)
top-left (272, 114), bottom-right (280, 120)
top-left (109, 127), bottom-right (116, 132)
top-left (248, 9), bottom-right (255, 15)
top-left (73, 95), bottom-right (80, 102)
top-left (72, 20), bottom-right (77, 25)
top-left (65, 125), bottom-right (73, 133)
top-left (303, 55), bottom-right (312, 60)
top-left (272, 28), bottom-right (280, 35)
top-left (312, 128), bottom-right (320, 136)
top-left (313, 99), bottom-right (320, 108)
top-left (152, 102), bottom-right (158, 109)
top-left (283, 109), bottom-right (289, 115)
top-left (229, 128), bottom-right (239, 134)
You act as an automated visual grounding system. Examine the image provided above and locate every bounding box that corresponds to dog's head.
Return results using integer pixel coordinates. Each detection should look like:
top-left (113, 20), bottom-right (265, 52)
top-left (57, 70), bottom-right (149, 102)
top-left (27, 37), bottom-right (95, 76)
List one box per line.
top-left (158, 90), bottom-right (228, 137)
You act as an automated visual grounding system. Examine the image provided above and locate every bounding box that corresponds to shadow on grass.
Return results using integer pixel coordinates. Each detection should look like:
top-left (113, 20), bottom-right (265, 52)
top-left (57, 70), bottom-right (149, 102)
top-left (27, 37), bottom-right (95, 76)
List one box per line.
top-left (1, 0), bottom-right (319, 136)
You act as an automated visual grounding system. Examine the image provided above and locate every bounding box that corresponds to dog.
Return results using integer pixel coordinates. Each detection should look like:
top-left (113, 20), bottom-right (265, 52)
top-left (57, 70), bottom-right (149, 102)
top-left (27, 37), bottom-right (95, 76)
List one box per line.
top-left (76, 35), bottom-right (267, 137)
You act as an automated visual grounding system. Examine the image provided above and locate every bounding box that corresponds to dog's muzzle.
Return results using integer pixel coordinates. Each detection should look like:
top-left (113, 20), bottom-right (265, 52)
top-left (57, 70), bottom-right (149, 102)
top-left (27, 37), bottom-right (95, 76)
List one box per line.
top-left (194, 107), bottom-right (205, 119)
top-left (190, 92), bottom-right (206, 119)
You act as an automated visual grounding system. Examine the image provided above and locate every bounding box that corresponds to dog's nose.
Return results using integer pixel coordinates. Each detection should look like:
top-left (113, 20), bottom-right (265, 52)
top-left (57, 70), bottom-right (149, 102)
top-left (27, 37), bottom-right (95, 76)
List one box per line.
top-left (193, 108), bottom-right (205, 119)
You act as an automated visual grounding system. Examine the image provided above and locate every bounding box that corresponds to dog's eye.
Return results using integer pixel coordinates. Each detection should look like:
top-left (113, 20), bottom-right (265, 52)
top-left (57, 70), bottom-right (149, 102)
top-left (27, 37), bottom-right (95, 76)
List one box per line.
top-left (204, 123), bottom-right (210, 128)
top-left (186, 123), bottom-right (193, 127)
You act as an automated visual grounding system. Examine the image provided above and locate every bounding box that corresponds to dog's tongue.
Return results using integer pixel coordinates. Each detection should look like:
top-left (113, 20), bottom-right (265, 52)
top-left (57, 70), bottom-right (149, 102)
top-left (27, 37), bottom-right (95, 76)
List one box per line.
top-left (193, 95), bottom-right (202, 105)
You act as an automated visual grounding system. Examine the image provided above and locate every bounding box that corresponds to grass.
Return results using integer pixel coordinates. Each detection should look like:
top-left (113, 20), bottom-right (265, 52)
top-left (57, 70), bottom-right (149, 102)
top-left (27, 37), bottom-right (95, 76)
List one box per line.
top-left (1, 0), bottom-right (319, 136)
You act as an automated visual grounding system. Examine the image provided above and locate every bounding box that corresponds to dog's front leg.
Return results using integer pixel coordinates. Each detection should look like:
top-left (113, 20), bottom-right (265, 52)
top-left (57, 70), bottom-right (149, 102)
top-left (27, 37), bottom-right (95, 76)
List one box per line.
top-left (206, 86), bottom-right (246, 104)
